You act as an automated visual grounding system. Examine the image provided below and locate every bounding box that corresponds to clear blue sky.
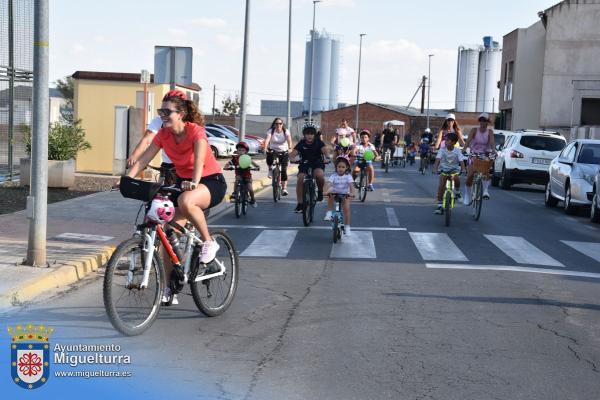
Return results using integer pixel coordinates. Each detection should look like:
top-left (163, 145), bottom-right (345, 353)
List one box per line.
top-left (49, 0), bottom-right (559, 113)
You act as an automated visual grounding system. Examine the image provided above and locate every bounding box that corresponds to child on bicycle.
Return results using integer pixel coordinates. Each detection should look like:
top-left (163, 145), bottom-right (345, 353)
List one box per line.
top-left (407, 143), bottom-right (417, 165)
top-left (324, 155), bottom-right (355, 236)
top-left (418, 138), bottom-right (431, 172)
top-left (353, 130), bottom-right (378, 191)
top-left (225, 141), bottom-right (260, 207)
top-left (432, 132), bottom-right (466, 215)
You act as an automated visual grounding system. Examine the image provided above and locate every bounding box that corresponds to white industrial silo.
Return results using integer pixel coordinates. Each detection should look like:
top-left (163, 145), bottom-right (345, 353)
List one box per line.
top-left (303, 30), bottom-right (341, 113)
top-left (455, 46), bottom-right (480, 112)
top-left (328, 38), bottom-right (341, 110)
top-left (303, 39), bottom-right (313, 113)
top-left (476, 37), bottom-right (502, 113)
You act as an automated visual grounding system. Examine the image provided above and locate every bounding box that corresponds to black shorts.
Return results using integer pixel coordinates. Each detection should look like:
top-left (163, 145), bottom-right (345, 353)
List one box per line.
top-left (298, 161), bottom-right (325, 175)
top-left (173, 173), bottom-right (227, 209)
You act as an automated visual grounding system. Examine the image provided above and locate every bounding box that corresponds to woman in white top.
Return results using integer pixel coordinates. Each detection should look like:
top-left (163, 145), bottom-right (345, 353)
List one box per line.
top-left (331, 119), bottom-right (357, 146)
top-left (264, 117), bottom-right (293, 195)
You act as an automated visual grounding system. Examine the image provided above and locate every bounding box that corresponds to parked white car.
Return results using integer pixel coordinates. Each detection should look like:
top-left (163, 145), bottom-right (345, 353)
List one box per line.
top-left (206, 132), bottom-right (236, 158)
top-left (492, 130), bottom-right (566, 189)
top-left (546, 139), bottom-right (600, 214)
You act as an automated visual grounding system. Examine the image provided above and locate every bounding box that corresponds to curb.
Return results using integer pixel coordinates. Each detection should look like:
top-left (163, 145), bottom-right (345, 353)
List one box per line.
top-left (0, 246), bottom-right (115, 310)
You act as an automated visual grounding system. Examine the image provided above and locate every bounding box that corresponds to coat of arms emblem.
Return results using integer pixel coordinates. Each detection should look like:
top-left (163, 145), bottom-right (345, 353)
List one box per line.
top-left (8, 323), bottom-right (53, 390)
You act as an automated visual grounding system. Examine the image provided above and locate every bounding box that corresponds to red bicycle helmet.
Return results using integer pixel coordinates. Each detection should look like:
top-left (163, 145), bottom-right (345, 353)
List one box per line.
top-left (236, 141), bottom-right (250, 151)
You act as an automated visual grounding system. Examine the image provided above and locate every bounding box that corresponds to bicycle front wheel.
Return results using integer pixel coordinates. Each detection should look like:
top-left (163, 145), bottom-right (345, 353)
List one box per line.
top-left (444, 191), bottom-right (452, 227)
top-left (234, 188), bottom-right (241, 218)
top-left (359, 171), bottom-right (367, 202)
top-left (190, 231), bottom-right (239, 317)
top-left (103, 236), bottom-right (164, 336)
top-left (473, 179), bottom-right (483, 221)
top-left (302, 181), bottom-right (312, 226)
top-left (272, 167), bottom-right (280, 203)
top-left (241, 190), bottom-right (248, 216)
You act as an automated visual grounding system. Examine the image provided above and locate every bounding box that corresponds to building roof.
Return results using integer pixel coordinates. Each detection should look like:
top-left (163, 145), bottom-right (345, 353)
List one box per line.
top-left (370, 102), bottom-right (451, 118)
top-left (71, 70), bottom-right (201, 91)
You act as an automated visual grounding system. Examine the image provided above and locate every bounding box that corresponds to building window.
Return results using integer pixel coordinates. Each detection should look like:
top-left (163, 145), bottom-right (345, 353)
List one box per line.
top-left (581, 98), bottom-right (600, 125)
top-left (503, 61), bottom-right (514, 102)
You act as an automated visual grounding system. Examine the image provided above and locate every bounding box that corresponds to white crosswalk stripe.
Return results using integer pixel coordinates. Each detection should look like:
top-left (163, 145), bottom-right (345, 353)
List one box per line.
top-left (561, 240), bottom-right (600, 263)
top-left (330, 231), bottom-right (376, 259)
top-left (241, 230), bottom-right (298, 257)
top-left (484, 235), bottom-right (564, 267)
top-left (408, 232), bottom-right (468, 262)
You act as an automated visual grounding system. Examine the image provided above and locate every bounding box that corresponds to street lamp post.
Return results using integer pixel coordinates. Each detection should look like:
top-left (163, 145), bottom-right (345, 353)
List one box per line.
top-left (239, 0), bottom-right (251, 141)
top-left (308, 0), bottom-right (321, 122)
top-left (426, 54), bottom-right (434, 130)
top-left (286, 0), bottom-right (293, 127)
top-left (355, 33), bottom-right (366, 131)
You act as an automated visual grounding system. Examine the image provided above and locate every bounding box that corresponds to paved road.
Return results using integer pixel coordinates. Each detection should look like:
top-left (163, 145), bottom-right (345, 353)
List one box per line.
top-left (3, 161), bottom-right (600, 399)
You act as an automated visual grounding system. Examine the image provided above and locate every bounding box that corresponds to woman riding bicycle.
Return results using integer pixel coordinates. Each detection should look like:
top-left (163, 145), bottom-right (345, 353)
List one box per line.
top-left (463, 112), bottom-right (496, 205)
top-left (264, 117), bottom-right (293, 196)
top-left (434, 113), bottom-right (465, 150)
top-left (125, 94), bottom-right (227, 275)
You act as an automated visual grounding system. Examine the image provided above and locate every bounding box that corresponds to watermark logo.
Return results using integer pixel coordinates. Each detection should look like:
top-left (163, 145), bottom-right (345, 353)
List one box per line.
top-left (8, 323), bottom-right (54, 390)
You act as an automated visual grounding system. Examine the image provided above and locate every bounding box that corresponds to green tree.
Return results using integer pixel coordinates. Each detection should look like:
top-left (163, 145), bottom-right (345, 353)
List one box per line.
top-left (23, 120), bottom-right (91, 161)
top-left (55, 76), bottom-right (74, 124)
top-left (221, 94), bottom-right (241, 116)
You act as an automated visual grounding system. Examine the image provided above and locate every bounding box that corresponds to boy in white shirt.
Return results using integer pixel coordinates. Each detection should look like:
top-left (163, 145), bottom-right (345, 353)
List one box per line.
top-left (324, 156), bottom-right (355, 236)
top-left (432, 132), bottom-right (467, 214)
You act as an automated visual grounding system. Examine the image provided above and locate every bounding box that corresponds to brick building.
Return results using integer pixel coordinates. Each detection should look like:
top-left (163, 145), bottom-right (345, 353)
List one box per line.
top-left (313, 102), bottom-right (492, 143)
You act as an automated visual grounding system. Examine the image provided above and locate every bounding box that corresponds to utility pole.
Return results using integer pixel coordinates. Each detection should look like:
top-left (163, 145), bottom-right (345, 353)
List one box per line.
top-left (239, 0), bottom-right (251, 141)
top-left (308, 0), bottom-right (321, 122)
top-left (420, 75), bottom-right (427, 114)
top-left (212, 84), bottom-right (216, 123)
top-left (286, 0), bottom-right (293, 127)
top-left (26, 0), bottom-right (49, 266)
top-left (8, 0), bottom-right (15, 180)
top-left (355, 33), bottom-right (366, 131)
top-left (426, 54), bottom-right (434, 130)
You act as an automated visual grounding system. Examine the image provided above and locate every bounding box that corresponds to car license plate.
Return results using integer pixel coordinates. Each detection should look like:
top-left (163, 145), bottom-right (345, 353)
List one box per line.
top-left (532, 158), bottom-right (550, 165)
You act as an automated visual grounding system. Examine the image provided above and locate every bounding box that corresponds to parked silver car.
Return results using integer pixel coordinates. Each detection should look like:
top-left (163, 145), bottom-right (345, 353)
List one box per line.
top-left (545, 139), bottom-right (600, 214)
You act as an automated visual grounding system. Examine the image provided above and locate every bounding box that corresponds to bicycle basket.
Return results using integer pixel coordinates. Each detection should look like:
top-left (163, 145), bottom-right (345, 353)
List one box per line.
top-left (472, 158), bottom-right (493, 173)
top-left (119, 176), bottom-right (162, 201)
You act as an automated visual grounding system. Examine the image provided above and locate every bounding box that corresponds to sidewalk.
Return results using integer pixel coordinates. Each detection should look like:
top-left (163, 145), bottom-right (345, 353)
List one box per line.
top-left (0, 157), bottom-right (296, 311)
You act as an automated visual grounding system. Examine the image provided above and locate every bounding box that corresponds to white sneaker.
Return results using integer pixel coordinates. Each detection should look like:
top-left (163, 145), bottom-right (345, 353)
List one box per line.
top-left (200, 239), bottom-right (220, 264)
top-left (161, 288), bottom-right (179, 305)
top-left (344, 225), bottom-right (352, 236)
top-left (324, 210), bottom-right (333, 221)
top-left (483, 190), bottom-right (490, 200)
top-left (463, 192), bottom-right (472, 205)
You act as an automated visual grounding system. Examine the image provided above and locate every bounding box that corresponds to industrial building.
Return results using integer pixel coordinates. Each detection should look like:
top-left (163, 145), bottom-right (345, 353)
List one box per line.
top-left (499, 0), bottom-right (600, 137)
top-left (303, 30), bottom-right (341, 113)
top-left (260, 100), bottom-right (304, 118)
top-left (455, 36), bottom-right (502, 113)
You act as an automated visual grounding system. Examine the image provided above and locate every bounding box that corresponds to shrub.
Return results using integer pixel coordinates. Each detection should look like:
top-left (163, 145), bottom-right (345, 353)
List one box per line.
top-left (23, 120), bottom-right (91, 161)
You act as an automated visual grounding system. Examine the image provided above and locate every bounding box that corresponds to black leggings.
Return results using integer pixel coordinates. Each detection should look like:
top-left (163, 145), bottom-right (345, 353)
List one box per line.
top-left (266, 151), bottom-right (289, 181)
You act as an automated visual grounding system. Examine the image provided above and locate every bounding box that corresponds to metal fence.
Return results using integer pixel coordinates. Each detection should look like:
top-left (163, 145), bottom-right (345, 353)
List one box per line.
top-left (0, 0), bottom-right (34, 182)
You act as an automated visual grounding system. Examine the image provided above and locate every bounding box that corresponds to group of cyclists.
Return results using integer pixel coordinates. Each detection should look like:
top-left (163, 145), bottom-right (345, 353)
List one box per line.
top-left (122, 91), bottom-right (497, 301)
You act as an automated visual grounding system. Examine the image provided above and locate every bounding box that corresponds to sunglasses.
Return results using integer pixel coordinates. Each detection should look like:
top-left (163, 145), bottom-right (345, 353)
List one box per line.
top-left (446, 118), bottom-right (455, 121)
top-left (157, 108), bottom-right (178, 117)
top-left (275, 122), bottom-right (283, 125)
top-left (479, 118), bottom-right (488, 122)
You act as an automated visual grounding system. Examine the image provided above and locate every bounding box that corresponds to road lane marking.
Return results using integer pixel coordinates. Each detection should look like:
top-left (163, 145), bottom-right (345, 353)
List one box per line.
top-left (385, 207), bottom-right (399, 226)
top-left (426, 263), bottom-right (600, 279)
top-left (484, 235), bottom-right (564, 267)
top-left (409, 232), bottom-right (468, 262)
top-left (562, 241), bottom-right (600, 263)
top-left (241, 230), bottom-right (297, 257)
top-left (330, 231), bottom-right (376, 258)
top-left (382, 190), bottom-right (391, 203)
top-left (211, 225), bottom-right (407, 231)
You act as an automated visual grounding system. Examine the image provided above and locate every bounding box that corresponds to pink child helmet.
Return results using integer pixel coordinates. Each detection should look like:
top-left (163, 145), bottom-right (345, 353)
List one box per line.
top-left (146, 196), bottom-right (175, 223)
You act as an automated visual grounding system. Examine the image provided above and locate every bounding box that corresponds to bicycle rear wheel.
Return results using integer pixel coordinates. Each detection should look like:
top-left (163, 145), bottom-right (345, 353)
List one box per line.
top-left (473, 178), bottom-right (483, 221)
top-left (272, 167), bottom-right (280, 203)
top-left (444, 191), bottom-right (452, 227)
top-left (103, 236), bottom-right (163, 336)
top-left (359, 171), bottom-right (367, 202)
top-left (302, 181), bottom-right (312, 226)
top-left (190, 231), bottom-right (239, 317)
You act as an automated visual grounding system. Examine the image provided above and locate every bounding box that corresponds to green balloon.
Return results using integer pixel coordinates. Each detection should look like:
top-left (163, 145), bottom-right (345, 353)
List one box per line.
top-left (340, 137), bottom-right (350, 148)
top-left (239, 154), bottom-right (252, 169)
top-left (364, 150), bottom-right (375, 161)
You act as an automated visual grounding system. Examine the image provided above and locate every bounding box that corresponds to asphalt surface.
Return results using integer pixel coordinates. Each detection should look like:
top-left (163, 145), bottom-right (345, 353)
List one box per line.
top-left (3, 160), bottom-right (600, 399)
